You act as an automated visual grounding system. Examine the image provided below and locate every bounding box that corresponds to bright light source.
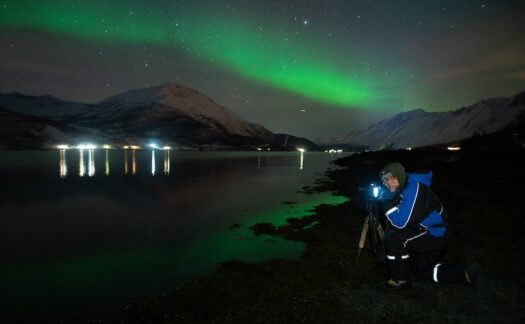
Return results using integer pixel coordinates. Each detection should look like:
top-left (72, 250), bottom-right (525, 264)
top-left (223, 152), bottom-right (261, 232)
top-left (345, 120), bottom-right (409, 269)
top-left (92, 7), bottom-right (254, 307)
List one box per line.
top-left (130, 145), bottom-right (141, 150)
top-left (56, 144), bottom-right (70, 150)
top-left (102, 144), bottom-right (111, 149)
top-left (297, 148), bottom-right (305, 153)
top-left (406, 147), bottom-right (412, 151)
top-left (148, 143), bottom-right (160, 149)
top-left (371, 184), bottom-right (380, 198)
top-left (257, 147), bottom-right (262, 151)
top-left (337, 149), bottom-right (343, 153)
top-left (123, 146), bottom-right (129, 149)
top-left (77, 143), bottom-right (97, 150)
top-left (162, 146), bottom-right (171, 150)
top-left (447, 146), bottom-right (461, 151)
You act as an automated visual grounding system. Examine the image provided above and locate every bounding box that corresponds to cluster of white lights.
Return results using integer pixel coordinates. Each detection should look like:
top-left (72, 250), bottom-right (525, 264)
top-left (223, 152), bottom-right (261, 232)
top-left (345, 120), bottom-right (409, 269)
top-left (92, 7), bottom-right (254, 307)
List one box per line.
top-left (325, 149), bottom-right (343, 153)
top-left (56, 143), bottom-right (172, 150)
top-left (297, 148), bottom-right (306, 153)
top-left (76, 144), bottom-right (97, 150)
top-left (447, 146), bottom-right (461, 151)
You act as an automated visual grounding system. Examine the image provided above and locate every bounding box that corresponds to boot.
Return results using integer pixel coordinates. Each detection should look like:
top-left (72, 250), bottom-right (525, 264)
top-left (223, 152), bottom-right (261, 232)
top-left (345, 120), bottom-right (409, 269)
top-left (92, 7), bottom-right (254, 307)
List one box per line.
top-left (383, 255), bottom-right (412, 289)
top-left (434, 263), bottom-right (477, 287)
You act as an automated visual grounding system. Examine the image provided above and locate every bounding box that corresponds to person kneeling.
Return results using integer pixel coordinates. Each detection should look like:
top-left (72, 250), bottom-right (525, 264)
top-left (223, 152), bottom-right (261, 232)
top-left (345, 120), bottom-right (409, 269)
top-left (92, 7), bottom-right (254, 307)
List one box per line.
top-left (379, 162), bottom-right (475, 289)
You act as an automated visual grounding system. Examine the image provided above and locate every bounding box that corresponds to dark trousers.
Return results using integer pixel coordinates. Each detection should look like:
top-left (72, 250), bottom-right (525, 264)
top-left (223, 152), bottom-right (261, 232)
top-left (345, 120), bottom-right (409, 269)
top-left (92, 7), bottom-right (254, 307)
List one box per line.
top-left (385, 227), bottom-right (463, 283)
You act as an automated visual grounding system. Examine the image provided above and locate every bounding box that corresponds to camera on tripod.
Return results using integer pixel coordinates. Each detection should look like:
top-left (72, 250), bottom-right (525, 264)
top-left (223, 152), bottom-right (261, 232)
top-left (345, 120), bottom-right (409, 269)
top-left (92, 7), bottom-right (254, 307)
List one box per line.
top-left (356, 183), bottom-right (385, 264)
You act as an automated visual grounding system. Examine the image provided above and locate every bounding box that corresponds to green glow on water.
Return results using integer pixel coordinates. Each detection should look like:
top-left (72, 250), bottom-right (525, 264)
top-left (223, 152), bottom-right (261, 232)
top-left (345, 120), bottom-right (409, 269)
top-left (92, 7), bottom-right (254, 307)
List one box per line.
top-left (2, 192), bottom-right (347, 319)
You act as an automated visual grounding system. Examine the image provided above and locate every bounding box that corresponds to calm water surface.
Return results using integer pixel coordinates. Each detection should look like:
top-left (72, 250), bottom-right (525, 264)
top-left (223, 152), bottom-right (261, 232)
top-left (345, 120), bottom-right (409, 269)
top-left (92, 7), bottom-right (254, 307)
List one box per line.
top-left (0, 150), bottom-right (349, 322)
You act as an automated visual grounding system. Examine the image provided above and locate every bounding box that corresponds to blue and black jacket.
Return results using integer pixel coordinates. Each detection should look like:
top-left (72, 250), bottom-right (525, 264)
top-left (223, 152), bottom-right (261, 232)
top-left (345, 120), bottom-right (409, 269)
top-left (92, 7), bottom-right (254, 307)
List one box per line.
top-left (383, 172), bottom-right (447, 237)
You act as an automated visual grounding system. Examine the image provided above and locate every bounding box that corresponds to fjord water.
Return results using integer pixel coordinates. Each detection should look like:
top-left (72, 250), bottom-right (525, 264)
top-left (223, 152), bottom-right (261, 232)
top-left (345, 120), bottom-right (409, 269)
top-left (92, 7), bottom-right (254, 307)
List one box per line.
top-left (0, 150), bottom-right (348, 322)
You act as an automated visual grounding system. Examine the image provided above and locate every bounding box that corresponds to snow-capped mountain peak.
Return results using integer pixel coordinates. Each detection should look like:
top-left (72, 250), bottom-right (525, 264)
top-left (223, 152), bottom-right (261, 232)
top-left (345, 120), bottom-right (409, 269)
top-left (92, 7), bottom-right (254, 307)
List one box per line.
top-left (341, 90), bottom-right (525, 150)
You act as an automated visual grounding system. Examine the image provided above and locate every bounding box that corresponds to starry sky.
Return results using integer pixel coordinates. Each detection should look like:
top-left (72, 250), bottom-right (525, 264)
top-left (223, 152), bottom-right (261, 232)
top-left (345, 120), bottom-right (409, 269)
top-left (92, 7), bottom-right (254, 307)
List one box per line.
top-left (1, 0), bottom-right (524, 139)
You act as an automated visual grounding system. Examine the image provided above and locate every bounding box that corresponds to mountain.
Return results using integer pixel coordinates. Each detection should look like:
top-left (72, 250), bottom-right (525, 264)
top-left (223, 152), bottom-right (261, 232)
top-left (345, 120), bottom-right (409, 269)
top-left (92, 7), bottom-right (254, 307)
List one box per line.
top-left (70, 83), bottom-right (276, 147)
top-left (0, 92), bottom-right (98, 117)
top-left (0, 109), bottom-right (107, 149)
top-left (0, 83), bottom-right (319, 150)
top-left (341, 90), bottom-right (525, 150)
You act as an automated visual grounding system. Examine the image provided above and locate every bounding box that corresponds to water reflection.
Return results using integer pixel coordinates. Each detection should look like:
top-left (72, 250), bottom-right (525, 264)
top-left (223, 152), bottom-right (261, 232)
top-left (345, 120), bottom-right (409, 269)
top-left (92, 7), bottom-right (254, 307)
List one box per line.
top-left (59, 150), bottom-right (67, 178)
top-left (77, 149), bottom-right (95, 177)
top-left (132, 150), bottom-right (137, 175)
top-left (163, 150), bottom-right (170, 175)
top-left (105, 150), bottom-right (110, 176)
top-left (79, 150), bottom-right (85, 177)
top-left (88, 150), bottom-right (95, 177)
top-left (57, 150), bottom-right (316, 178)
top-left (123, 149), bottom-right (137, 175)
top-left (124, 150), bottom-right (128, 175)
top-left (151, 150), bottom-right (156, 176)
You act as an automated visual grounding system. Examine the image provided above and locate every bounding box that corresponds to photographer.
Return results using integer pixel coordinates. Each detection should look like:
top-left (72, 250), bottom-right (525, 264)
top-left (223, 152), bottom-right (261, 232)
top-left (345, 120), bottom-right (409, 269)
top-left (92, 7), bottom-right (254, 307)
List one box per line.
top-left (378, 162), bottom-right (475, 289)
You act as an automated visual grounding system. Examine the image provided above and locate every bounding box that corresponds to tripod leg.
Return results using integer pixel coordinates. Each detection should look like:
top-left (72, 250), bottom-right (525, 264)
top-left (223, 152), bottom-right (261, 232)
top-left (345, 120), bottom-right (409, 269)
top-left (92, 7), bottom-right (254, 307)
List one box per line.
top-left (356, 217), bottom-right (370, 263)
top-left (377, 223), bottom-right (385, 240)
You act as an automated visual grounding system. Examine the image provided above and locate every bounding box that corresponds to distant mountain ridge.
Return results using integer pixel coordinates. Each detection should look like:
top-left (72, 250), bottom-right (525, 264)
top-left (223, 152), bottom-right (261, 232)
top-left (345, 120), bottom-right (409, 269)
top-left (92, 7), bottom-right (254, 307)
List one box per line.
top-left (0, 83), bottom-right (318, 150)
top-left (339, 90), bottom-right (525, 150)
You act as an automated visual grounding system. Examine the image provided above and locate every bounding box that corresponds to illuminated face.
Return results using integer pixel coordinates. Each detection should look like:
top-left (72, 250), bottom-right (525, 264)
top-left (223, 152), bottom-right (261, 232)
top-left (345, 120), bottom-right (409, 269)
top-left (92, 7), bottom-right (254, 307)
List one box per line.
top-left (383, 175), bottom-right (399, 192)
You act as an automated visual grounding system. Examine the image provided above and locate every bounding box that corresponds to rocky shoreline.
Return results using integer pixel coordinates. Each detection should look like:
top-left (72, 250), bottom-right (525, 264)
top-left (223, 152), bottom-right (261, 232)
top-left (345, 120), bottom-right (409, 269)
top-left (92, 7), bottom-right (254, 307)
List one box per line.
top-left (124, 132), bottom-right (525, 323)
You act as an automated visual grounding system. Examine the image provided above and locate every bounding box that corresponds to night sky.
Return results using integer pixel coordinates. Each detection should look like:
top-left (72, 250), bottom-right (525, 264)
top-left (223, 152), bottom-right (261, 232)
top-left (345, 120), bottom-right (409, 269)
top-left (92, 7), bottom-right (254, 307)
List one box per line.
top-left (1, 0), bottom-right (524, 139)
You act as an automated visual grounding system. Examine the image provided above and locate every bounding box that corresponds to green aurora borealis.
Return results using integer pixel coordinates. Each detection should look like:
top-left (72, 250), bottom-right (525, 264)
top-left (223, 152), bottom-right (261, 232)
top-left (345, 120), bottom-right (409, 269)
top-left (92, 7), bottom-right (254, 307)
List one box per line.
top-left (1, 0), bottom-right (524, 137)
top-left (0, 1), bottom-right (392, 108)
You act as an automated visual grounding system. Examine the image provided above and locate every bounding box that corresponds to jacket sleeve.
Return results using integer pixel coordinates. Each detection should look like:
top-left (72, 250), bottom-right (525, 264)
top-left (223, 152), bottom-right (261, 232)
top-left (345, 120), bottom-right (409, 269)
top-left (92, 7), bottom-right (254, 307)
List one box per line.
top-left (384, 182), bottom-right (427, 229)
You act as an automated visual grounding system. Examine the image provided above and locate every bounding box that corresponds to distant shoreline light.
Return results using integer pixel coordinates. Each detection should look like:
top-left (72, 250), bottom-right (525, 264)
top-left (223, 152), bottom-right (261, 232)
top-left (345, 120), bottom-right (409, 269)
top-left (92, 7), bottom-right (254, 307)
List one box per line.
top-left (54, 143), bottom-right (177, 150)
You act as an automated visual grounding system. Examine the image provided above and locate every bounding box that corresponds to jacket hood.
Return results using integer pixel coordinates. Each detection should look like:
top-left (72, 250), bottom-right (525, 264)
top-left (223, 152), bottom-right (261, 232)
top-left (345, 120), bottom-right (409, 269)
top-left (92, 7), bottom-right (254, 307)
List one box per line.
top-left (407, 171), bottom-right (433, 187)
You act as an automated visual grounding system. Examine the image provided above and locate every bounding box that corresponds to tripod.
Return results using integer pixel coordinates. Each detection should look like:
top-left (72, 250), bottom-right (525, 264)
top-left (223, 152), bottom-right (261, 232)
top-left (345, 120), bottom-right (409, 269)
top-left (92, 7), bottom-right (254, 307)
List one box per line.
top-left (356, 197), bottom-right (385, 264)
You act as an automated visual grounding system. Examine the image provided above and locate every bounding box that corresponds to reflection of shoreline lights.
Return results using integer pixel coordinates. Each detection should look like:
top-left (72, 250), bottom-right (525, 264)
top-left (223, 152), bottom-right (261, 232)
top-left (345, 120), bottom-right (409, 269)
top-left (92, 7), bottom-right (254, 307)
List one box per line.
top-left (151, 150), bottom-right (156, 175)
top-left (297, 148), bottom-right (305, 170)
top-left (88, 150), bottom-right (95, 177)
top-left (79, 150), bottom-right (85, 177)
top-left (163, 150), bottom-right (170, 175)
top-left (76, 143), bottom-right (97, 150)
top-left (132, 150), bottom-right (137, 175)
top-left (124, 150), bottom-right (128, 174)
top-left (447, 146), bottom-right (461, 151)
top-left (105, 149), bottom-right (110, 176)
top-left (59, 149), bottom-right (67, 178)
top-left (56, 144), bottom-right (70, 150)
